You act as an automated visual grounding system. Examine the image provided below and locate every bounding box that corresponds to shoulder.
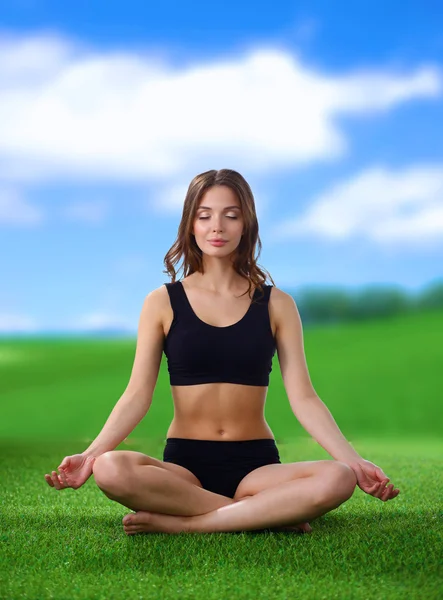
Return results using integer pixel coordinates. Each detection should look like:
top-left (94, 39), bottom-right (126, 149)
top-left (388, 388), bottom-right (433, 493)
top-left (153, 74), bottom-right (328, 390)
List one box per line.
top-left (268, 286), bottom-right (298, 331)
top-left (150, 283), bottom-right (172, 301)
top-left (268, 285), bottom-right (293, 305)
top-left (144, 284), bottom-right (174, 324)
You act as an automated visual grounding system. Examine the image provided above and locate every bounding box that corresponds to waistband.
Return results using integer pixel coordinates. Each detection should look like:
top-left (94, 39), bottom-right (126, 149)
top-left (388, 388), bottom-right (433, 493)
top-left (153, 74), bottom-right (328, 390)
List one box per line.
top-left (165, 437), bottom-right (277, 446)
top-left (164, 437), bottom-right (278, 456)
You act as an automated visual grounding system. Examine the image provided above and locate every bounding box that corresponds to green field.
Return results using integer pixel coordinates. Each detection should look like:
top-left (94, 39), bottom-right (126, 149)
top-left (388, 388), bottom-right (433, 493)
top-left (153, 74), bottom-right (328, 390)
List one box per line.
top-left (1, 309), bottom-right (442, 599)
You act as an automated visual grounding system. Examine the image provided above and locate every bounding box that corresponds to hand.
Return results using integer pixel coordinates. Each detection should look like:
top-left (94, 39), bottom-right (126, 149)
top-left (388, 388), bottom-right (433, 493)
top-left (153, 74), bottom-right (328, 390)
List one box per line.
top-left (44, 454), bottom-right (96, 491)
top-left (348, 458), bottom-right (400, 502)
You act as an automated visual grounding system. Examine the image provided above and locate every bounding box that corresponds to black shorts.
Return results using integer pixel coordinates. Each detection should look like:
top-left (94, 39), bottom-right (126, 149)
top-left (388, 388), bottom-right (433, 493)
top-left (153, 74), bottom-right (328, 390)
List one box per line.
top-left (162, 437), bottom-right (281, 499)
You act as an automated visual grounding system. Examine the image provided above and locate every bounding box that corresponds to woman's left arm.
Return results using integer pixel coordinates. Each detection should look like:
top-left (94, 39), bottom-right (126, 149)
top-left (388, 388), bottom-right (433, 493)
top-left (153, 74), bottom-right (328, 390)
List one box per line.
top-left (292, 394), bottom-right (362, 463)
top-left (274, 290), bottom-right (400, 502)
top-left (294, 396), bottom-right (400, 502)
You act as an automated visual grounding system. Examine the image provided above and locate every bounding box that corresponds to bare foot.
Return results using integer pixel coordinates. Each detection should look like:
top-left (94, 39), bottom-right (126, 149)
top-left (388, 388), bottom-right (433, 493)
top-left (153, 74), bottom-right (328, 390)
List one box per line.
top-left (123, 511), bottom-right (312, 535)
top-left (123, 511), bottom-right (189, 535)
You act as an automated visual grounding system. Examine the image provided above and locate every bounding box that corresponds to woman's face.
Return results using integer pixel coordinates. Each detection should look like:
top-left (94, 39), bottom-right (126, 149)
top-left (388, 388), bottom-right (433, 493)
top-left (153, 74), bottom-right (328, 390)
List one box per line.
top-left (192, 185), bottom-right (244, 254)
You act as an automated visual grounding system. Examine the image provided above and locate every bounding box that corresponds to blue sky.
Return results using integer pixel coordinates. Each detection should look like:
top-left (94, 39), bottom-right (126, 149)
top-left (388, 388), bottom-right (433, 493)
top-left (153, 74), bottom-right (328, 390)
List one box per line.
top-left (1, 1), bottom-right (442, 334)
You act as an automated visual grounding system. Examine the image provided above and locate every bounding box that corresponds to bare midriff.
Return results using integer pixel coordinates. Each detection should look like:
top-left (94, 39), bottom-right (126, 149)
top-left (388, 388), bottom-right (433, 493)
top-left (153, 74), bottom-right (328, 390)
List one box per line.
top-left (162, 276), bottom-right (278, 442)
top-left (166, 383), bottom-right (275, 441)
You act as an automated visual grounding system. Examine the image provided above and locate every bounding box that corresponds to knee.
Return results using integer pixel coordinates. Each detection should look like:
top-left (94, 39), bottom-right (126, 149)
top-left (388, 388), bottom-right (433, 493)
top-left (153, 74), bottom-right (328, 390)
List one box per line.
top-left (318, 462), bottom-right (357, 506)
top-left (92, 451), bottom-right (132, 492)
top-left (333, 462), bottom-right (358, 501)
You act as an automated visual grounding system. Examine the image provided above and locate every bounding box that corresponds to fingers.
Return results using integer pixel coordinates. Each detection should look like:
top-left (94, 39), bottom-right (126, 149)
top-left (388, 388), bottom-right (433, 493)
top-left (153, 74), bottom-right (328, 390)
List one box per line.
top-left (374, 478), bottom-right (389, 498)
top-left (44, 470), bottom-right (66, 490)
top-left (365, 479), bottom-right (400, 501)
top-left (375, 481), bottom-right (400, 502)
top-left (58, 467), bottom-right (69, 487)
top-left (384, 485), bottom-right (400, 501)
top-left (44, 472), bottom-right (56, 487)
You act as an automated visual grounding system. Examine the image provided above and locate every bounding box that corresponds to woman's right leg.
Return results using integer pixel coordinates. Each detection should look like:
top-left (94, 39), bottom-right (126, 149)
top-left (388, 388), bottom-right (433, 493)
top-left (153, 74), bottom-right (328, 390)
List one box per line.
top-left (92, 450), bottom-right (235, 516)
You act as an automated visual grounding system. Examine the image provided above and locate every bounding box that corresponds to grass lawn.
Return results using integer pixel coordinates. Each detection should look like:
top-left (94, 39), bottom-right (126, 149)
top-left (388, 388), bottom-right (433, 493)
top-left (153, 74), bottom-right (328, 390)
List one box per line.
top-left (1, 309), bottom-right (442, 598)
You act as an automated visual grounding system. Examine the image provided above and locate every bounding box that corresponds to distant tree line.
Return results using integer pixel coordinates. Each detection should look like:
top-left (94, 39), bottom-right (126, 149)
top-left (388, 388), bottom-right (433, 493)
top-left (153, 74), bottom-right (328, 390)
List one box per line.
top-left (287, 278), bottom-right (443, 325)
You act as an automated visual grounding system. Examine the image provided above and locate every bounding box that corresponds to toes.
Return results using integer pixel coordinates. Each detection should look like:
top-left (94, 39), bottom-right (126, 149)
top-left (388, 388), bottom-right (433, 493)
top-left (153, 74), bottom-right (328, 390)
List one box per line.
top-left (122, 513), bottom-right (136, 526)
top-left (124, 525), bottom-right (140, 534)
top-left (122, 511), bottom-right (153, 527)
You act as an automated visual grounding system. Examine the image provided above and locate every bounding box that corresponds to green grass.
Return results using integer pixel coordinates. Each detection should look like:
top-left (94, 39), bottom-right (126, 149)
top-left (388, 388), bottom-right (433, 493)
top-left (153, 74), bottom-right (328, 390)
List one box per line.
top-left (1, 309), bottom-right (442, 599)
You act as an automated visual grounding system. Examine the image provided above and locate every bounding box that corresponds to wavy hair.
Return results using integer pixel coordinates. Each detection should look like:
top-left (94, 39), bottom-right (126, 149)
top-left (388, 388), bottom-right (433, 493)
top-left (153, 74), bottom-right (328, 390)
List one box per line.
top-left (163, 168), bottom-right (275, 301)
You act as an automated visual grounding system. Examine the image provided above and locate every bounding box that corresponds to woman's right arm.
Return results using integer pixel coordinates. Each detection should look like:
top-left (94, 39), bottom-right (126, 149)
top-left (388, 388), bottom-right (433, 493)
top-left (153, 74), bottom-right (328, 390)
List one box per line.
top-left (82, 287), bottom-right (166, 459)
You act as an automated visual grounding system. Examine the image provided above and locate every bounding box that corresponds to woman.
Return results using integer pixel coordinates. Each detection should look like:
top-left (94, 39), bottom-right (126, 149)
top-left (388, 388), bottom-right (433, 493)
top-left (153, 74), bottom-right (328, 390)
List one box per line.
top-left (45, 169), bottom-right (400, 535)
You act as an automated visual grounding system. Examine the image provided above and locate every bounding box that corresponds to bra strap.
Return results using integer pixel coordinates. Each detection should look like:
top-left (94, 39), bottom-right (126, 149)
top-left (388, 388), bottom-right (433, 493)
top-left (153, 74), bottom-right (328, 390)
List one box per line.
top-left (165, 281), bottom-right (195, 320)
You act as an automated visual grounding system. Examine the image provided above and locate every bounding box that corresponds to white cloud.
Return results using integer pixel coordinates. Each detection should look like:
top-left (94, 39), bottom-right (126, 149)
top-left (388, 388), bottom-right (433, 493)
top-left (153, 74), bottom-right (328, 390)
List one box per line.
top-left (269, 164), bottom-right (443, 246)
top-left (0, 30), bottom-right (73, 85)
top-left (0, 187), bottom-right (44, 225)
top-left (151, 181), bottom-right (192, 214)
top-left (374, 202), bottom-right (443, 243)
top-left (0, 31), bottom-right (441, 185)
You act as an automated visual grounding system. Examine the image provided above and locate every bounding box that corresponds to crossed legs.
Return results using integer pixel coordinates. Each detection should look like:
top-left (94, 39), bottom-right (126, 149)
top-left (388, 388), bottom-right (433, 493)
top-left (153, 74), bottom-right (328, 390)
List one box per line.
top-left (92, 451), bottom-right (357, 533)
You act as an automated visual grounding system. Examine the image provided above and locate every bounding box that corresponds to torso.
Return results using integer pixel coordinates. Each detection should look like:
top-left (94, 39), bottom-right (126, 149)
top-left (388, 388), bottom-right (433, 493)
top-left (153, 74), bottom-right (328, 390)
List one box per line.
top-left (161, 274), bottom-right (279, 441)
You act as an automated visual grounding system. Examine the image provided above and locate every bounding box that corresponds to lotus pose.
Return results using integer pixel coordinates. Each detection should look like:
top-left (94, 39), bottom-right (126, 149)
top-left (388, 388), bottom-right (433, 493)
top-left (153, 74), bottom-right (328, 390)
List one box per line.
top-left (45, 169), bottom-right (400, 535)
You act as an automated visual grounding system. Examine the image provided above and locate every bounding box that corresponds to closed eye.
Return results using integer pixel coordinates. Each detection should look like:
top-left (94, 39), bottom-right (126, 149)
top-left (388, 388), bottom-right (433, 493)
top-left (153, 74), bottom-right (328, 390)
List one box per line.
top-left (198, 216), bottom-right (238, 220)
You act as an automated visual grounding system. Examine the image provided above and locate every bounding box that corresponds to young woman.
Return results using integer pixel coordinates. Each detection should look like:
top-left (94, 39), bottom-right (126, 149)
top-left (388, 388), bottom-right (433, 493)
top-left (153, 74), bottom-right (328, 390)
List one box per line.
top-left (45, 169), bottom-right (400, 535)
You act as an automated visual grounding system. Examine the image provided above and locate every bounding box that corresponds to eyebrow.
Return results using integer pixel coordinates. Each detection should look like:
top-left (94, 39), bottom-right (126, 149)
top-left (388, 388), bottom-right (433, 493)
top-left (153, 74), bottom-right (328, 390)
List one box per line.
top-left (197, 205), bottom-right (241, 211)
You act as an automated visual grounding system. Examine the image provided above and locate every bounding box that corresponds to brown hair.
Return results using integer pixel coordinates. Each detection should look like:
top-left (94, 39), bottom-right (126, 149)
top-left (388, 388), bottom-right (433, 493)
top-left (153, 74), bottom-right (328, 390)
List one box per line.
top-left (163, 168), bottom-right (275, 300)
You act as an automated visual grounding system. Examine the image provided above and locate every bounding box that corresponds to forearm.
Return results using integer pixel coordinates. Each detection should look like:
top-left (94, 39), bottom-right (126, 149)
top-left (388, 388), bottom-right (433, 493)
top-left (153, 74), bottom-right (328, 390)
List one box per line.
top-left (83, 390), bottom-right (151, 458)
top-left (293, 395), bottom-right (362, 464)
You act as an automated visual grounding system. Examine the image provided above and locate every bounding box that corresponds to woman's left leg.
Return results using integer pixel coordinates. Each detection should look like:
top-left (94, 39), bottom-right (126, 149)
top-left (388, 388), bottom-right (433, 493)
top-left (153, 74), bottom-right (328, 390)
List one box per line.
top-left (187, 461), bottom-right (356, 533)
top-left (124, 460), bottom-right (355, 534)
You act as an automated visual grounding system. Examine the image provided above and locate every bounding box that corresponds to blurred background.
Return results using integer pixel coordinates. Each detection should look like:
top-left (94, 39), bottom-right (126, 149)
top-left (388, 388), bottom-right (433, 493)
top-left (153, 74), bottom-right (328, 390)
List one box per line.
top-left (0, 1), bottom-right (442, 451)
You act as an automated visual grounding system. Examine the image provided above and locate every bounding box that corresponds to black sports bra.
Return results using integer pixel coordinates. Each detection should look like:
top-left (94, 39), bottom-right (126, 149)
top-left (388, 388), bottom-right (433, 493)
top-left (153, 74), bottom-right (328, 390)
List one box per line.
top-left (163, 281), bottom-right (276, 386)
